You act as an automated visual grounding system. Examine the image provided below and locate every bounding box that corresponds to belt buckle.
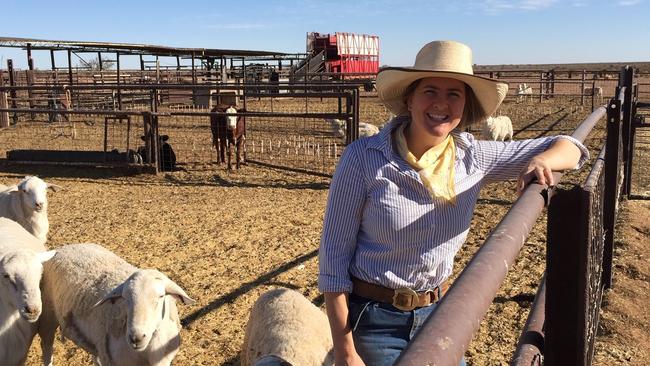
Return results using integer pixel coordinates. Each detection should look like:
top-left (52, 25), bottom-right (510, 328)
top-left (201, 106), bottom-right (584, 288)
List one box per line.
top-left (392, 287), bottom-right (419, 311)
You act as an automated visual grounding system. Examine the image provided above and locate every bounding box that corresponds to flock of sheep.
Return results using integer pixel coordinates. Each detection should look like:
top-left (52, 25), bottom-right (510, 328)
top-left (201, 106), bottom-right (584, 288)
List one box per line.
top-left (0, 176), bottom-right (195, 366)
top-left (0, 175), bottom-right (332, 366)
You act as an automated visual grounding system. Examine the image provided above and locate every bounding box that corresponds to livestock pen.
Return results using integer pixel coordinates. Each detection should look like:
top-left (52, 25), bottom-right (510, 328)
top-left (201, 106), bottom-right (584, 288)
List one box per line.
top-left (0, 68), bottom-right (646, 365)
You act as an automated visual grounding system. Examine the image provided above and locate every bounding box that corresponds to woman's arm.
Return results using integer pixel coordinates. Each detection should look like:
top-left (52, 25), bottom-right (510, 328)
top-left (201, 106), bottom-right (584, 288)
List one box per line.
top-left (325, 292), bottom-right (366, 366)
top-left (517, 137), bottom-right (583, 193)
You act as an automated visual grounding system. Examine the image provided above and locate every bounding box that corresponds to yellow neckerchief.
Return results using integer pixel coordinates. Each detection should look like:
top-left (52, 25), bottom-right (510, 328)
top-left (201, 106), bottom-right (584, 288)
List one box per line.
top-left (395, 122), bottom-right (457, 204)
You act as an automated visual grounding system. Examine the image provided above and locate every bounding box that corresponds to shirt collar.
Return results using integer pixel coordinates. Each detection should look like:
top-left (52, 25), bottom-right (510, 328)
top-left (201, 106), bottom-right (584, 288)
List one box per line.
top-left (366, 115), bottom-right (471, 160)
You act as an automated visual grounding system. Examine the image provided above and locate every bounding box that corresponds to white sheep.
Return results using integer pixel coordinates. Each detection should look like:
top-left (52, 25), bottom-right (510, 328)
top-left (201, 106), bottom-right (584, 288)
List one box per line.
top-left (0, 217), bottom-right (56, 366)
top-left (325, 118), bottom-right (380, 139)
top-left (241, 288), bottom-right (334, 366)
top-left (516, 83), bottom-right (533, 102)
top-left (481, 116), bottom-right (514, 141)
top-left (39, 243), bottom-right (195, 366)
top-left (584, 86), bottom-right (604, 102)
top-left (0, 176), bottom-right (62, 244)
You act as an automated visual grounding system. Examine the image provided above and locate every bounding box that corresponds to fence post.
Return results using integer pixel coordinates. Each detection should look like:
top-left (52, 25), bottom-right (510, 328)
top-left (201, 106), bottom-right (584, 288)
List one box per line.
top-left (539, 71), bottom-right (544, 103)
top-left (620, 66), bottom-right (634, 197)
top-left (581, 70), bottom-right (586, 105)
top-left (602, 96), bottom-right (623, 289)
top-left (0, 91), bottom-right (9, 128)
top-left (546, 185), bottom-right (585, 365)
top-left (7, 59), bottom-right (18, 124)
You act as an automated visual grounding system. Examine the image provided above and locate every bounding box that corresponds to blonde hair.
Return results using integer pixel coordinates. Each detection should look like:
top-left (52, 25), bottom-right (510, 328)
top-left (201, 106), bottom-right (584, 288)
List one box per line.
top-left (402, 79), bottom-right (488, 128)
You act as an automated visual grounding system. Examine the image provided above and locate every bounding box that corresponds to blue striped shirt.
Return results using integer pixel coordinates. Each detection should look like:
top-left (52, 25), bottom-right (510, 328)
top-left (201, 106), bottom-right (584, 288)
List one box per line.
top-left (318, 117), bottom-right (589, 293)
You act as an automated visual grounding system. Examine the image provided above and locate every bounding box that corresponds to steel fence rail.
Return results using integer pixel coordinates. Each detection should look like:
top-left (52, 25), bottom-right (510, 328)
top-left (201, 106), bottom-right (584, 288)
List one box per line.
top-left (510, 275), bottom-right (546, 366)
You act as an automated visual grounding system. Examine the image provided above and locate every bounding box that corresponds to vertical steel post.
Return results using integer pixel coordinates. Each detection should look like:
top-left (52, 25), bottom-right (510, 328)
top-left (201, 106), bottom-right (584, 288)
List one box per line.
top-left (602, 96), bottom-right (622, 289)
top-left (545, 186), bottom-right (586, 365)
top-left (7, 59), bottom-right (17, 124)
top-left (26, 43), bottom-right (35, 119)
top-left (116, 52), bottom-right (122, 110)
top-left (0, 90), bottom-right (9, 127)
top-left (581, 70), bottom-right (586, 105)
top-left (621, 67), bottom-right (634, 197)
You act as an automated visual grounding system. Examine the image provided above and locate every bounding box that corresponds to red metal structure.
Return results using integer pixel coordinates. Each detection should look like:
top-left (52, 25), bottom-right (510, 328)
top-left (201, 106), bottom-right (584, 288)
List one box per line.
top-left (307, 32), bottom-right (379, 76)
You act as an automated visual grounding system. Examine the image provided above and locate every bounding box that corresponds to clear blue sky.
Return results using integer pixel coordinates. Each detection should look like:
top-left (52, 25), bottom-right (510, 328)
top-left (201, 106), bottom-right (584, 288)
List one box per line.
top-left (1, 0), bottom-right (649, 70)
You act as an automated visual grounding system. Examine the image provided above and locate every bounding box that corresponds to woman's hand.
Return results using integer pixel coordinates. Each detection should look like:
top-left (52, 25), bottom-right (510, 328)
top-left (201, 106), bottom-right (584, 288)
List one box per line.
top-left (517, 155), bottom-right (555, 195)
top-left (335, 351), bottom-right (366, 366)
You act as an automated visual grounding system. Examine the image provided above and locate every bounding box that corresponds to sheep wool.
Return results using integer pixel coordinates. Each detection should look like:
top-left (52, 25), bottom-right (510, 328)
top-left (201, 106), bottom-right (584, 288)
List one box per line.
top-left (0, 218), bottom-right (55, 366)
top-left (481, 116), bottom-right (514, 141)
top-left (241, 288), bottom-right (334, 366)
top-left (39, 243), bottom-right (193, 366)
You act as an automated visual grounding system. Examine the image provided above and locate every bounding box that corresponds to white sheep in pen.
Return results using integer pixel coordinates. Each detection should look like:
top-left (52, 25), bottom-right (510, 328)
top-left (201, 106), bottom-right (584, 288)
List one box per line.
top-left (241, 288), bottom-right (334, 366)
top-left (516, 83), bottom-right (533, 102)
top-left (325, 118), bottom-right (380, 139)
top-left (0, 218), bottom-right (56, 366)
top-left (39, 243), bottom-right (195, 366)
top-left (584, 86), bottom-right (604, 102)
top-left (0, 176), bottom-right (62, 244)
top-left (481, 116), bottom-right (514, 141)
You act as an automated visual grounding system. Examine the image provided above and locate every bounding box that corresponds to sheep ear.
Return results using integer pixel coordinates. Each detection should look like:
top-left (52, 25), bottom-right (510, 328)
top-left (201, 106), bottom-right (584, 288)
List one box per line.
top-left (47, 183), bottom-right (63, 192)
top-left (93, 283), bottom-right (125, 308)
top-left (6, 186), bottom-right (19, 194)
top-left (165, 280), bottom-right (196, 305)
top-left (38, 250), bottom-right (56, 263)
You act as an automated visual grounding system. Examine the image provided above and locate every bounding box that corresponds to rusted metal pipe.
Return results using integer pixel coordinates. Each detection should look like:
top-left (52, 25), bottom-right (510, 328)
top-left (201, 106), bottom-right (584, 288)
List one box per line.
top-left (510, 275), bottom-right (546, 366)
top-left (394, 107), bottom-right (605, 366)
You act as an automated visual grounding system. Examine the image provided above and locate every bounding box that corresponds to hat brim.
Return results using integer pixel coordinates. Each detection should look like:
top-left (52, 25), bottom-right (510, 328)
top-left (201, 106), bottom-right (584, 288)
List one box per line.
top-left (376, 67), bottom-right (509, 117)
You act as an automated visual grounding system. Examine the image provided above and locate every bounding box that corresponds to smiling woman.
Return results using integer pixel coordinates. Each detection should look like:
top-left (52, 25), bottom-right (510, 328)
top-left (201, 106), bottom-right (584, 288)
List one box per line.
top-left (318, 40), bottom-right (590, 366)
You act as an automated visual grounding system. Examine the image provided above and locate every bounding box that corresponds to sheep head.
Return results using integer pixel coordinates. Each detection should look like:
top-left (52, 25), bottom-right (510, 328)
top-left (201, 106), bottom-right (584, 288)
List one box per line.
top-left (8, 176), bottom-right (62, 213)
top-left (94, 269), bottom-right (195, 350)
top-left (0, 249), bottom-right (56, 322)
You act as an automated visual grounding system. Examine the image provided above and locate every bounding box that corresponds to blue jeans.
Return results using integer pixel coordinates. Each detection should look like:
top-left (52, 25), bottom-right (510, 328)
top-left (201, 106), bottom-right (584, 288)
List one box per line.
top-left (348, 293), bottom-right (467, 366)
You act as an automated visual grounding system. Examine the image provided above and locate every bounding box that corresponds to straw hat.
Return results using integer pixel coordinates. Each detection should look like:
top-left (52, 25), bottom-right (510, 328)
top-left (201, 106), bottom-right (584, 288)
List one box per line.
top-left (376, 40), bottom-right (508, 117)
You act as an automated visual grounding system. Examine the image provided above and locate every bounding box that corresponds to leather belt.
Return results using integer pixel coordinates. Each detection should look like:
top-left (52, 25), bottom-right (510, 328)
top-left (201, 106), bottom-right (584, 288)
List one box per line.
top-left (351, 277), bottom-right (449, 311)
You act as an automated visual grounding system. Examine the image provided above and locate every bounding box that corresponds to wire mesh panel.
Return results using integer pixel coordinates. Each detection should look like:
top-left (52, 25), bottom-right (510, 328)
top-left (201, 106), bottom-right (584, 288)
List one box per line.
top-left (245, 98), bottom-right (347, 176)
top-left (0, 110), bottom-right (145, 166)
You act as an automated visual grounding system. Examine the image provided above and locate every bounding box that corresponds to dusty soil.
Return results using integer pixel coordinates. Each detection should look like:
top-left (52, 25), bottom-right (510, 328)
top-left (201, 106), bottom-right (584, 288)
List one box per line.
top-left (0, 96), bottom-right (645, 365)
top-left (592, 199), bottom-right (650, 365)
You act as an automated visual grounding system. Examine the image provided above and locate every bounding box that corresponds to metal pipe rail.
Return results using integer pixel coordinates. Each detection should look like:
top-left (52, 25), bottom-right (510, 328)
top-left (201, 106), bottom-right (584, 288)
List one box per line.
top-left (0, 107), bottom-right (355, 120)
top-left (510, 275), bottom-right (546, 366)
top-left (394, 106), bottom-right (607, 366)
top-left (0, 83), bottom-right (363, 91)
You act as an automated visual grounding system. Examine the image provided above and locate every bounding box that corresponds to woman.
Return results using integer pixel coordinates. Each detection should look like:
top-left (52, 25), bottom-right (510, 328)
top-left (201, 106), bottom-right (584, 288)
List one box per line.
top-left (318, 40), bottom-right (588, 366)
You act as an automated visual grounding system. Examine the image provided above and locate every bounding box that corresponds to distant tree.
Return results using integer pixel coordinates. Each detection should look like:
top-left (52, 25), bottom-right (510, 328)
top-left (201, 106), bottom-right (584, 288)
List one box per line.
top-left (78, 56), bottom-right (115, 70)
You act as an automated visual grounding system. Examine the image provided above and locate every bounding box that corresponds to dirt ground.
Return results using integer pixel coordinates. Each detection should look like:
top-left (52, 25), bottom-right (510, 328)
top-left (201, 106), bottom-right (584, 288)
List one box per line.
top-left (5, 163), bottom-right (646, 366)
top-left (0, 96), bottom-right (646, 365)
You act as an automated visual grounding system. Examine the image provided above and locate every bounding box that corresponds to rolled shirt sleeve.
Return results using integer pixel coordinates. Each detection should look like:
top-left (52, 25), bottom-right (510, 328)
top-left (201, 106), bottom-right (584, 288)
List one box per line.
top-left (473, 135), bottom-right (590, 183)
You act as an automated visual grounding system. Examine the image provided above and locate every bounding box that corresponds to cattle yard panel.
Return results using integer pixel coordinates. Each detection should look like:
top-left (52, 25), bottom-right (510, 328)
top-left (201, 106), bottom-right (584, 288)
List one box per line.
top-left (629, 99), bottom-right (650, 198)
top-left (0, 83), bottom-right (363, 176)
top-left (545, 146), bottom-right (607, 366)
top-left (0, 110), bottom-right (146, 168)
top-left (512, 76), bottom-right (635, 366)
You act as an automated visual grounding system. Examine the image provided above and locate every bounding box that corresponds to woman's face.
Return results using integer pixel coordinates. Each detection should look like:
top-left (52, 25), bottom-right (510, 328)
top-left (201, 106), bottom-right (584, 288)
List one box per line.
top-left (406, 77), bottom-right (466, 146)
